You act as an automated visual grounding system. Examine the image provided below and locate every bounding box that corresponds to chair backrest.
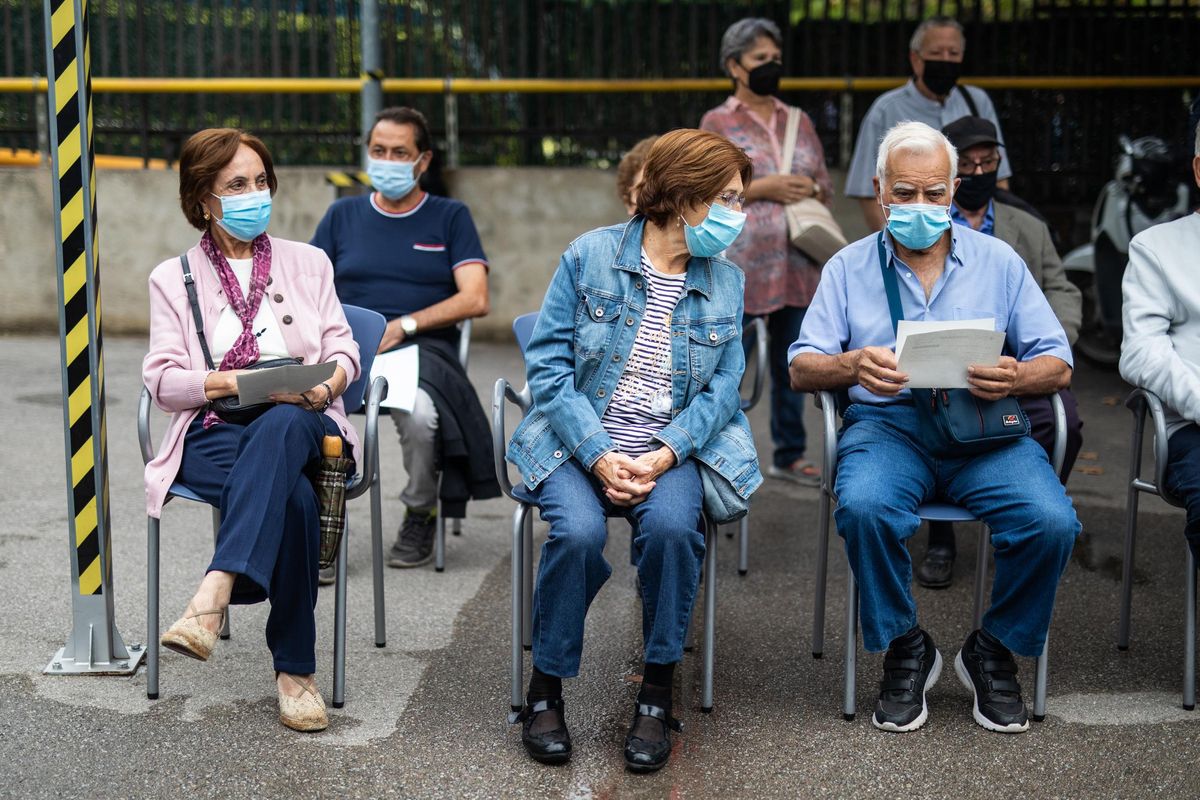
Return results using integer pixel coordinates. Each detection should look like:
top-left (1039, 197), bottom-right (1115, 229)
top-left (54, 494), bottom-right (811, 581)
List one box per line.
top-left (513, 312), bottom-right (539, 355)
top-left (341, 304), bottom-right (388, 415)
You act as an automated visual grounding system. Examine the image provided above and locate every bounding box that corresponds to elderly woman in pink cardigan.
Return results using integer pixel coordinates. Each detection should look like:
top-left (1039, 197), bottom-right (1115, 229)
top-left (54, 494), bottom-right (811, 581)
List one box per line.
top-left (143, 128), bottom-right (360, 733)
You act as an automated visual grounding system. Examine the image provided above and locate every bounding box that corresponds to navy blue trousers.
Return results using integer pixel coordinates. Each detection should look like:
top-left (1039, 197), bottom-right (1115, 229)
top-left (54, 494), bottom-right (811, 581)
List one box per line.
top-left (744, 305), bottom-right (809, 469)
top-left (177, 404), bottom-right (340, 674)
top-left (1167, 424), bottom-right (1200, 564)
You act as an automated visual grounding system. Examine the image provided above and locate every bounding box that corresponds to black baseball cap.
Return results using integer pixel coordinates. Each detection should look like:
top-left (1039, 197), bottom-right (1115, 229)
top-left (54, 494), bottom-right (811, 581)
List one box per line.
top-left (942, 115), bottom-right (1003, 151)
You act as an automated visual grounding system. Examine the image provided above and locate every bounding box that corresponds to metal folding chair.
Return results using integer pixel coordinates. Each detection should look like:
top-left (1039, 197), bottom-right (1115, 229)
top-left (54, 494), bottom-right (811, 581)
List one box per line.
top-left (140, 304), bottom-right (388, 708)
top-left (724, 317), bottom-right (768, 576)
top-left (1118, 387), bottom-right (1194, 709)
top-left (810, 390), bottom-right (1067, 721)
top-left (494, 312), bottom-right (721, 718)
top-left (434, 317), bottom-right (472, 572)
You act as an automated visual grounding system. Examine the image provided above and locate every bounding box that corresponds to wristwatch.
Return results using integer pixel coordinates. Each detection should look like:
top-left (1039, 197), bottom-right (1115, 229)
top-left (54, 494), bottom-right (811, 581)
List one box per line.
top-left (399, 315), bottom-right (418, 336)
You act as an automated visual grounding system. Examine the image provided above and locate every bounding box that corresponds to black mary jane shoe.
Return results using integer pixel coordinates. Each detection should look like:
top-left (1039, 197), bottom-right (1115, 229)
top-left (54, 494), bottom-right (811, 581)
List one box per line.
top-left (518, 698), bottom-right (572, 764)
top-left (623, 702), bottom-right (682, 774)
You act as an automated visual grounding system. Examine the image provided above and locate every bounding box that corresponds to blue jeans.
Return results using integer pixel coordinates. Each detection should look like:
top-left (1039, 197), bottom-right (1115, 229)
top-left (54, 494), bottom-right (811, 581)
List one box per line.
top-left (746, 306), bottom-right (808, 468)
top-left (1166, 424), bottom-right (1200, 563)
top-left (177, 405), bottom-right (342, 674)
top-left (516, 458), bottom-right (705, 677)
top-left (834, 404), bottom-right (1080, 657)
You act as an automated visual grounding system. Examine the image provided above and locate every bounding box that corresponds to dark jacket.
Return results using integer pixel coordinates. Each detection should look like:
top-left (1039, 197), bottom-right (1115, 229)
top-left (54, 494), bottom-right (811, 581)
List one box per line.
top-left (414, 335), bottom-right (501, 517)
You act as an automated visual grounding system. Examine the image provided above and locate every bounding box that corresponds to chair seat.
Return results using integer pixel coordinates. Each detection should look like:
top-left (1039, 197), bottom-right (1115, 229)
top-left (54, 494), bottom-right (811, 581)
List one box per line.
top-left (917, 502), bottom-right (977, 523)
top-left (166, 483), bottom-right (205, 504)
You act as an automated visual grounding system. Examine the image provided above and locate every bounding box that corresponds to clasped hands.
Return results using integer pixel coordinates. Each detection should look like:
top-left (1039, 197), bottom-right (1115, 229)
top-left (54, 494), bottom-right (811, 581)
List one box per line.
top-left (591, 447), bottom-right (676, 508)
top-left (853, 346), bottom-right (1019, 401)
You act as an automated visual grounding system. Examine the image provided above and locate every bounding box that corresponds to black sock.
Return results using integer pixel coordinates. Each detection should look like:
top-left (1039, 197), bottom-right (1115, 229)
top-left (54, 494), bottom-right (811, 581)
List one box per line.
top-left (638, 662), bottom-right (675, 709)
top-left (527, 667), bottom-right (562, 703)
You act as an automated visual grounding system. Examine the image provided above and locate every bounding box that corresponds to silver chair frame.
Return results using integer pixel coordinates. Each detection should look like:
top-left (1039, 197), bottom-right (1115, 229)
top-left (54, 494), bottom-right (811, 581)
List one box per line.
top-left (726, 316), bottom-right (768, 576)
top-left (1118, 388), bottom-right (1194, 709)
top-left (434, 317), bottom-right (473, 572)
top-left (811, 390), bottom-right (1067, 721)
top-left (139, 375), bottom-right (387, 708)
top-left (493, 376), bottom-right (721, 718)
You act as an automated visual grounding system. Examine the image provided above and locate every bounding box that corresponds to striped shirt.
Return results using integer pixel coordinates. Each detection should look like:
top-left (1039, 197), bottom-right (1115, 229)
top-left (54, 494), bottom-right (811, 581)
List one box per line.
top-left (600, 251), bottom-right (687, 457)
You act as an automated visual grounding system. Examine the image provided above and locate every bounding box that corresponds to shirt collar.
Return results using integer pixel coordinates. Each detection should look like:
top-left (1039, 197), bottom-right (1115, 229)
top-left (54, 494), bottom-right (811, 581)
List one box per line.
top-left (614, 216), bottom-right (712, 298)
top-left (880, 224), bottom-right (965, 269)
top-left (901, 77), bottom-right (946, 109)
top-left (950, 199), bottom-right (995, 233)
top-left (725, 93), bottom-right (789, 118)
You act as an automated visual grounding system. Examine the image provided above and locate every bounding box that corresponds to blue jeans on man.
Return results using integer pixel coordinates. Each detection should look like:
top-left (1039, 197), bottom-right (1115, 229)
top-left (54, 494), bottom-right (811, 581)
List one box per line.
top-left (516, 458), bottom-right (705, 677)
top-left (834, 403), bottom-right (1080, 657)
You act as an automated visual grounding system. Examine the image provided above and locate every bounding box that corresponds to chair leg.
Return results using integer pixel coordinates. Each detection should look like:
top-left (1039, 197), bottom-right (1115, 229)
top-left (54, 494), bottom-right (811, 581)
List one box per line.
top-left (435, 504), bottom-right (446, 573)
top-left (147, 515), bottom-right (160, 700)
top-left (1118, 487), bottom-right (1141, 651)
top-left (332, 525), bottom-right (349, 709)
top-left (812, 489), bottom-right (831, 659)
top-left (973, 524), bottom-right (989, 631)
top-left (1033, 633), bottom-right (1049, 722)
top-left (737, 515), bottom-right (749, 576)
top-left (843, 570), bottom-right (858, 721)
top-left (1186, 548), bottom-right (1196, 711)
top-left (510, 503), bottom-right (527, 718)
top-left (452, 518), bottom-right (462, 536)
top-left (370, 462), bottom-right (386, 648)
top-left (212, 509), bottom-right (230, 639)
top-left (522, 511), bottom-right (534, 650)
top-left (701, 516), bottom-right (717, 713)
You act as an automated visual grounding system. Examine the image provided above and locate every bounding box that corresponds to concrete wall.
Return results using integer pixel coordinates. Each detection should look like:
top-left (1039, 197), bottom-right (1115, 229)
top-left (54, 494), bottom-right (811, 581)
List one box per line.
top-left (0, 165), bottom-right (866, 339)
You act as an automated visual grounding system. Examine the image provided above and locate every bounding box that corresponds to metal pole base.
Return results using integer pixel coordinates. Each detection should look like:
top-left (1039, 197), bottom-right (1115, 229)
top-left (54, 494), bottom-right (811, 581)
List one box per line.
top-left (45, 636), bottom-right (145, 676)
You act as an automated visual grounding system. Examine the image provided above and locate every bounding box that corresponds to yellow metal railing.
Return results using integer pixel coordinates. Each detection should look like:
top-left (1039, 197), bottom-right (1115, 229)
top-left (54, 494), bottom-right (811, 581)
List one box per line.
top-left (1, 75), bottom-right (1199, 95)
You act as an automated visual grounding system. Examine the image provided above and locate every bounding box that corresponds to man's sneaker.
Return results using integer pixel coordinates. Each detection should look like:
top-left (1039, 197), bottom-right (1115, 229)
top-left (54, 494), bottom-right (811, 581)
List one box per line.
top-left (954, 629), bottom-right (1030, 733)
top-left (872, 627), bottom-right (942, 733)
top-left (387, 508), bottom-right (437, 568)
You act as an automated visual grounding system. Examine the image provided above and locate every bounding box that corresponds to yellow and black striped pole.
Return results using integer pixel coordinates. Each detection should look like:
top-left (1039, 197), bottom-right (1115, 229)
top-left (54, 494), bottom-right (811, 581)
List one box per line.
top-left (43, 0), bottom-right (142, 675)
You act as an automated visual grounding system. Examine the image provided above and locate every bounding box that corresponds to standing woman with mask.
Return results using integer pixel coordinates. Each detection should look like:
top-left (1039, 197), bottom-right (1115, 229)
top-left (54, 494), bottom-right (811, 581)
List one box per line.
top-left (700, 17), bottom-right (835, 486)
top-left (143, 128), bottom-right (361, 732)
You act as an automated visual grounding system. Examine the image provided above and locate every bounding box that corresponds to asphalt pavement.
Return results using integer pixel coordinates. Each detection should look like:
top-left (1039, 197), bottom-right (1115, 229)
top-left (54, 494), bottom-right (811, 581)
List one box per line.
top-left (1, 332), bottom-right (1197, 799)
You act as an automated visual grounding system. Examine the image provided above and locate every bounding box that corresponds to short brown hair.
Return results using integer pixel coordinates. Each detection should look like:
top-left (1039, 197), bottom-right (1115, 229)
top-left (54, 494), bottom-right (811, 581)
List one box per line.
top-left (616, 136), bottom-right (659, 208)
top-left (368, 106), bottom-right (432, 153)
top-left (178, 128), bottom-right (277, 231)
top-left (635, 129), bottom-right (753, 227)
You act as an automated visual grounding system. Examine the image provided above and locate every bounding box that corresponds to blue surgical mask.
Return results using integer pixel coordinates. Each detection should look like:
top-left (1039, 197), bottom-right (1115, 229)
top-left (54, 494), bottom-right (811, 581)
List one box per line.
top-left (682, 202), bottom-right (747, 257)
top-left (883, 202), bottom-right (951, 250)
top-left (212, 189), bottom-right (272, 242)
top-left (367, 157), bottom-right (419, 200)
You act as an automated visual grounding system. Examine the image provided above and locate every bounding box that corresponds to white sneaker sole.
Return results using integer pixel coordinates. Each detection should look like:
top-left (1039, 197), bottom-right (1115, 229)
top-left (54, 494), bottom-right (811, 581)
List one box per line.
top-left (954, 650), bottom-right (1031, 734)
top-left (872, 648), bottom-right (942, 733)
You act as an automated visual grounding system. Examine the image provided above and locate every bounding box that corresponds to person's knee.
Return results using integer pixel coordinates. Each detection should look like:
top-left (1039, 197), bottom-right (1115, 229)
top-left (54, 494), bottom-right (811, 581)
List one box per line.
top-left (1039, 501), bottom-right (1080, 556)
top-left (637, 512), bottom-right (702, 556)
top-left (835, 486), bottom-right (894, 537)
top-left (546, 517), bottom-right (607, 559)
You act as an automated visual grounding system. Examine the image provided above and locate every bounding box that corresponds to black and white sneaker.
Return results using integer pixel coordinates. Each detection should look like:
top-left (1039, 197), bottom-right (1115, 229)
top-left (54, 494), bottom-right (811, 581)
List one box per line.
top-left (872, 627), bottom-right (942, 732)
top-left (954, 629), bottom-right (1030, 733)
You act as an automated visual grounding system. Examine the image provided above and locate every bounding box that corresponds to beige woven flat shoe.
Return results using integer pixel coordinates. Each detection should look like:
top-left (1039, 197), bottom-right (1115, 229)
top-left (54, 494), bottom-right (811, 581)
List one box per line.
top-left (160, 602), bottom-right (225, 661)
top-left (277, 673), bottom-right (328, 732)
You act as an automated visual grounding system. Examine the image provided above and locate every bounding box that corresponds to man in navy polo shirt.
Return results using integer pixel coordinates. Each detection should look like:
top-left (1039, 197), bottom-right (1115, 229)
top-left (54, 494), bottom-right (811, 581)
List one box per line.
top-left (313, 106), bottom-right (491, 569)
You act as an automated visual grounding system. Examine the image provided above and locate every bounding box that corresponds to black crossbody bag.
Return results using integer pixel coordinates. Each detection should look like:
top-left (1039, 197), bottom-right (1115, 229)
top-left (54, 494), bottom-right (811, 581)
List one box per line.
top-left (876, 234), bottom-right (1030, 456)
top-left (180, 254), bottom-right (300, 425)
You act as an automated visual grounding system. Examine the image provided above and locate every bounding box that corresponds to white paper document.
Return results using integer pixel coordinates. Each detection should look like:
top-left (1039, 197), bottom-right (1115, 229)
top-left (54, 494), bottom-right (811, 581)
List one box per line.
top-left (236, 361), bottom-right (338, 405)
top-left (369, 345), bottom-right (420, 413)
top-left (895, 318), bottom-right (1004, 388)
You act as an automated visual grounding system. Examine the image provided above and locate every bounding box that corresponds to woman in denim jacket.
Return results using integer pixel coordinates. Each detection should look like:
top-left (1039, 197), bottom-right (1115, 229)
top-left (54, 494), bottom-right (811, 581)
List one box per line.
top-left (508, 130), bottom-right (762, 772)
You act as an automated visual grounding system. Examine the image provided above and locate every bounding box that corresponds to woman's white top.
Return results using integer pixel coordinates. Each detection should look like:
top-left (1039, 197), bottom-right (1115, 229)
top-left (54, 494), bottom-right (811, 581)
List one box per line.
top-left (208, 257), bottom-right (291, 364)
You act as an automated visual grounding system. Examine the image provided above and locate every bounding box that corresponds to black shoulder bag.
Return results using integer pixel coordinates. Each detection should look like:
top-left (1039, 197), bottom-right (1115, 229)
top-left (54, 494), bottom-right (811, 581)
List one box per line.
top-left (180, 254), bottom-right (300, 425)
top-left (876, 234), bottom-right (1029, 457)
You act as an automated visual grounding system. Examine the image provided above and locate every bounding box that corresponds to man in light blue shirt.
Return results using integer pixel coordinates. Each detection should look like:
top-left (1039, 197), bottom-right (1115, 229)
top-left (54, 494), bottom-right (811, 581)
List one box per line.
top-left (845, 17), bottom-right (1011, 231)
top-left (789, 121), bottom-right (1079, 736)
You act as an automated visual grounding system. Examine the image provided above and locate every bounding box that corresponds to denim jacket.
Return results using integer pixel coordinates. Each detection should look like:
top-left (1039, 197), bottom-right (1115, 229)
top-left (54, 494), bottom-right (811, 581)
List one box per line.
top-left (508, 217), bottom-right (763, 501)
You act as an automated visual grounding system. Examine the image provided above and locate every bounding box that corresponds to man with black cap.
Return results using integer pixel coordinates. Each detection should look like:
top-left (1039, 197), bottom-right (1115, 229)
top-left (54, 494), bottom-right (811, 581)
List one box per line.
top-left (913, 114), bottom-right (1085, 591)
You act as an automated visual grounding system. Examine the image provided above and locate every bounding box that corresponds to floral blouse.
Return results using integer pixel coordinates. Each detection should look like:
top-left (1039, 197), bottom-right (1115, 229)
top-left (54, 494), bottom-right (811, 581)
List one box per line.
top-left (700, 95), bottom-right (834, 316)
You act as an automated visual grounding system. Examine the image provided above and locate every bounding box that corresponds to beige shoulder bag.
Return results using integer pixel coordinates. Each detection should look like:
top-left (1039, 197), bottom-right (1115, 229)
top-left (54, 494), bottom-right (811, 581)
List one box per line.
top-left (779, 107), bottom-right (847, 265)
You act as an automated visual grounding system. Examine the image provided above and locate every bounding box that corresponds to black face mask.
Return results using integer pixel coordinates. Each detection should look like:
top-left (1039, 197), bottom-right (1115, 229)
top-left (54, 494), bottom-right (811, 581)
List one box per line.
top-left (954, 171), bottom-right (998, 212)
top-left (921, 59), bottom-right (961, 96)
top-left (742, 60), bottom-right (783, 97)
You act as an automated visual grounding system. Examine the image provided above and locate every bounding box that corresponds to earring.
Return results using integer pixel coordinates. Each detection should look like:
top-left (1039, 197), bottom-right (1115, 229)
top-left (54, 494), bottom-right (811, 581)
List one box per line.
top-left (203, 208), bottom-right (211, 221)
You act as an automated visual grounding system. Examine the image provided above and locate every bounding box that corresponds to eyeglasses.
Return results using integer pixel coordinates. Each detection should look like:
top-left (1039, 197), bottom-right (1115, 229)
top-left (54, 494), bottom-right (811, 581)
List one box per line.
top-left (715, 191), bottom-right (746, 209)
top-left (957, 155), bottom-right (1002, 174)
top-left (216, 175), bottom-right (271, 196)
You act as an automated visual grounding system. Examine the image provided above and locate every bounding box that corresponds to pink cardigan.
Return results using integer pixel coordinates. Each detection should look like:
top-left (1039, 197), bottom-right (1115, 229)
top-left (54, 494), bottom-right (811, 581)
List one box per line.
top-left (142, 236), bottom-right (361, 518)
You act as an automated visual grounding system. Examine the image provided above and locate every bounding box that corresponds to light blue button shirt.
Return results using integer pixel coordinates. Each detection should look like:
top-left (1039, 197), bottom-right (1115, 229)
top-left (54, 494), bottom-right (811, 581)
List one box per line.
top-left (788, 226), bottom-right (1073, 405)
top-left (950, 199), bottom-right (995, 236)
top-left (845, 80), bottom-right (1011, 197)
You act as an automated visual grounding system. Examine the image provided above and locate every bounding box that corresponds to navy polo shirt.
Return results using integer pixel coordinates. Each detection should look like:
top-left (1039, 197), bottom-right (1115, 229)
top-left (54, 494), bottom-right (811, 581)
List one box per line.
top-left (311, 192), bottom-right (488, 324)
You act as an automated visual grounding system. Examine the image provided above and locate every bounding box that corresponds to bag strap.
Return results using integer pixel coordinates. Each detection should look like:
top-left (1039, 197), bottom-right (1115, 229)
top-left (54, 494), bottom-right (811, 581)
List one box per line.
top-left (956, 84), bottom-right (980, 117)
top-left (780, 106), bottom-right (800, 174)
top-left (180, 253), bottom-right (216, 371)
top-left (876, 233), bottom-right (904, 335)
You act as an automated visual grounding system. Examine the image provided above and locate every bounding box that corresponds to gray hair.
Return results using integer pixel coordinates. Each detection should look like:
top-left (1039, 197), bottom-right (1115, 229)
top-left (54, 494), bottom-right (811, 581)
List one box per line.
top-left (719, 18), bottom-right (783, 75)
top-left (875, 121), bottom-right (959, 187)
top-left (909, 16), bottom-right (965, 52)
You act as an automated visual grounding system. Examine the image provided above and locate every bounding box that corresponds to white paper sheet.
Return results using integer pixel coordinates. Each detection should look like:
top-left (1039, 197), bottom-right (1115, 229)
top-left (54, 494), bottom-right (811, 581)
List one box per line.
top-left (236, 361), bottom-right (338, 405)
top-left (895, 319), bottom-right (1004, 388)
top-left (369, 345), bottom-right (420, 412)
